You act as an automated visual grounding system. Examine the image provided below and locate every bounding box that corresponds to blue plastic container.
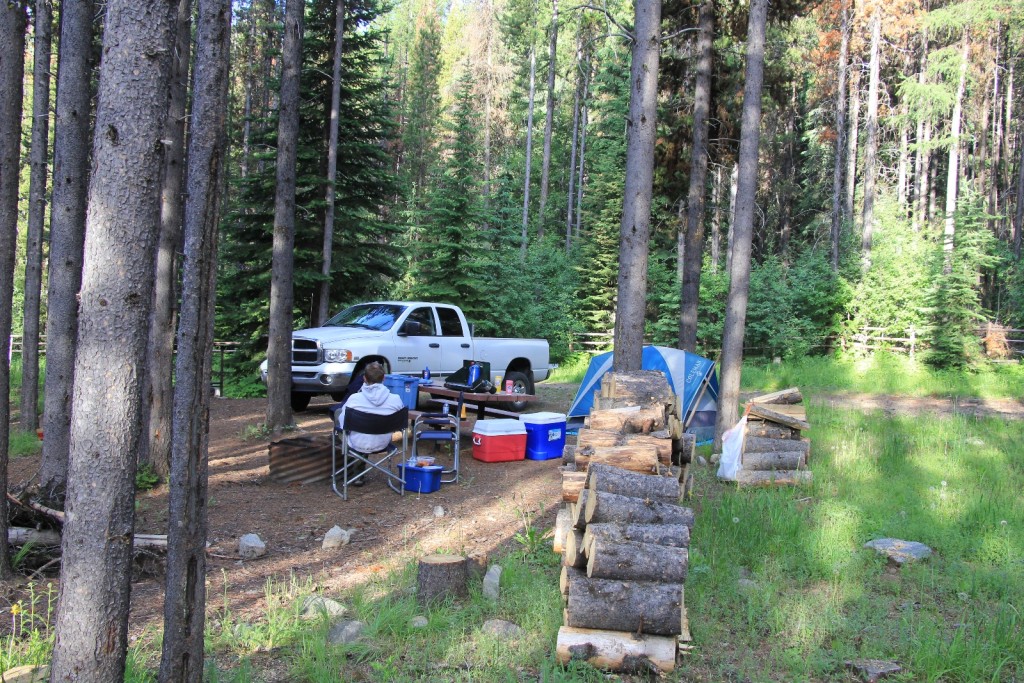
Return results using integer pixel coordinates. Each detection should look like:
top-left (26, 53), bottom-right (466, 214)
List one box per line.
top-left (521, 412), bottom-right (567, 461)
top-left (398, 463), bottom-right (443, 493)
top-left (383, 374), bottom-right (420, 410)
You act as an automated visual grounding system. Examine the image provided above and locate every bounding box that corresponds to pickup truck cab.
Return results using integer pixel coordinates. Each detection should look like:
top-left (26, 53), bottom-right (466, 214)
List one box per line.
top-left (259, 301), bottom-right (551, 411)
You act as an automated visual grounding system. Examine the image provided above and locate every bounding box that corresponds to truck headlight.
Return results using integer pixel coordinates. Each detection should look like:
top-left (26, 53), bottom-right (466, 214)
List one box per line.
top-left (324, 349), bottom-right (352, 363)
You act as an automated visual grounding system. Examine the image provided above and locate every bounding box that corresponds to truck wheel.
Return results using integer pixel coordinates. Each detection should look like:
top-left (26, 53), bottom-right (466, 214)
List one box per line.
top-left (291, 393), bottom-right (311, 412)
top-left (330, 392), bottom-right (346, 402)
top-left (504, 371), bottom-right (533, 412)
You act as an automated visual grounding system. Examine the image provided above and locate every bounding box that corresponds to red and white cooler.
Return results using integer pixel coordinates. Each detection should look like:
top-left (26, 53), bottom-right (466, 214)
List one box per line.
top-left (471, 419), bottom-right (527, 462)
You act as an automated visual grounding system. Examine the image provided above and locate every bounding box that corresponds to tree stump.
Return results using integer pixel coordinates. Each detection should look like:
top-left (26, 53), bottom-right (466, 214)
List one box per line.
top-left (586, 463), bottom-right (679, 503)
top-left (417, 554), bottom-right (468, 605)
top-left (564, 574), bottom-right (685, 635)
top-left (585, 490), bottom-right (695, 528)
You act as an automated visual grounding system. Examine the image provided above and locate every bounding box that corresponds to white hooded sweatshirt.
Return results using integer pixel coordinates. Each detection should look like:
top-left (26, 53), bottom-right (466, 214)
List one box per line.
top-left (338, 382), bottom-right (405, 454)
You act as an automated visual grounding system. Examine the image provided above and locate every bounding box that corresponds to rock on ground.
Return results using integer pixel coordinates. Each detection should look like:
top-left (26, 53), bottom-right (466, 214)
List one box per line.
top-left (482, 619), bottom-right (523, 639)
top-left (327, 620), bottom-right (367, 645)
top-left (483, 565), bottom-right (502, 600)
top-left (845, 658), bottom-right (902, 682)
top-left (409, 616), bottom-right (429, 629)
top-left (0, 665), bottom-right (49, 683)
top-left (322, 525), bottom-right (354, 550)
top-left (238, 533), bottom-right (266, 559)
top-left (299, 595), bottom-right (347, 620)
top-left (863, 538), bottom-right (932, 565)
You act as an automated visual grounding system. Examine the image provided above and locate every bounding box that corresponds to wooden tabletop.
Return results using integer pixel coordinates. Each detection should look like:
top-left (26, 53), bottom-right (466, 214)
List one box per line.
top-left (418, 383), bottom-right (537, 404)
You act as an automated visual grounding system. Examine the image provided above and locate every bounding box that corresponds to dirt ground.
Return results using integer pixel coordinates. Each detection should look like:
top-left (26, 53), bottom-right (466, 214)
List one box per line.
top-left (5, 383), bottom-right (1023, 638)
top-left (6, 382), bottom-right (580, 633)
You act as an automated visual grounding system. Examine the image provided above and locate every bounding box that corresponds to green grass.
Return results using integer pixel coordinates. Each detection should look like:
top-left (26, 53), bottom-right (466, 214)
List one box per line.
top-left (742, 352), bottom-right (1024, 399)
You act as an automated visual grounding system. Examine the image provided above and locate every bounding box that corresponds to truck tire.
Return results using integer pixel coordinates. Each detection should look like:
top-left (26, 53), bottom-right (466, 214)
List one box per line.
top-left (504, 371), bottom-right (534, 412)
top-left (291, 392), bottom-right (311, 412)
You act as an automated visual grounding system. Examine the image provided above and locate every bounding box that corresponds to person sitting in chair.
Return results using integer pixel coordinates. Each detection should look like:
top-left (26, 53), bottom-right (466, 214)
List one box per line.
top-left (338, 362), bottom-right (405, 484)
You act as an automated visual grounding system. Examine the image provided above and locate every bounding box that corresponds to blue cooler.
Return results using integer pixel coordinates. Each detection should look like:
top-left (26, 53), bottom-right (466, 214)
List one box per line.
top-left (398, 462), bottom-right (443, 493)
top-left (383, 374), bottom-right (420, 410)
top-left (521, 412), bottom-right (567, 461)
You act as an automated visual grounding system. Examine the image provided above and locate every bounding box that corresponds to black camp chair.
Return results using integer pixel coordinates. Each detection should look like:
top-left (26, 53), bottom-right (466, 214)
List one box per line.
top-left (331, 406), bottom-right (409, 500)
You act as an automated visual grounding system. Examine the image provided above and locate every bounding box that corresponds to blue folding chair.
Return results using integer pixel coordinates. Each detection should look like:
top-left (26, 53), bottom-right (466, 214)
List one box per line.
top-left (331, 407), bottom-right (409, 500)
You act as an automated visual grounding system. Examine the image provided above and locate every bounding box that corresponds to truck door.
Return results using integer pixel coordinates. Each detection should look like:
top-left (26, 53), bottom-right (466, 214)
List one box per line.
top-left (435, 306), bottom-right (472, 378)
top-left (392, 305), bottom-right (442, 375)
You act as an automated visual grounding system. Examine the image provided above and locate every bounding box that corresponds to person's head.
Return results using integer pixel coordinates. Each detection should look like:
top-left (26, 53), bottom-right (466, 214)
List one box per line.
top-left (363, 361), bottom-right (385, 385)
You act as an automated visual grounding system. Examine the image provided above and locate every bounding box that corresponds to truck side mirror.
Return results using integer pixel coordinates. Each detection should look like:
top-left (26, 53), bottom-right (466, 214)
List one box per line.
top-left (398, 320), bottom-right (422, 336)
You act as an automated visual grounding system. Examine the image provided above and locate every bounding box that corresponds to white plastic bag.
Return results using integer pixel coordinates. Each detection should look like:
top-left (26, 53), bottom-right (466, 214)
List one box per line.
top-left (716, 416), bottom-right (747, 481)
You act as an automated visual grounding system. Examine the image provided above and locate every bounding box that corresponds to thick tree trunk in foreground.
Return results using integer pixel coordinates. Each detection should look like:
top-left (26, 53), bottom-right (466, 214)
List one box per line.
top-left (537, 0), bottom-right (558, 239)
top-left (612, 0), bottom-right (660, 372)
top-left (20, 0), bottom-right (52, 434)
top-left (713, 0), bottom-right (768, 449)
top-left (830, 0), bottom-right (848, 271)
top-left (679, 0), bottom-right (714, 350)
top-left (158, 0), bottom-right (231, 678)
top-left (266, 0), bottom-right (304, 434)
top-left (316, 0), bottom-right (346, 326)
top-left (39, 0), bottom-right (95, 496)
top-left (0, 0), bottom-right (28, 581)
top-left (49, 1), bottom-right (176, 680)
top-left (860, 11), bottom-right (880, 270)
top-left (141, 0), bottom-right (192, 478)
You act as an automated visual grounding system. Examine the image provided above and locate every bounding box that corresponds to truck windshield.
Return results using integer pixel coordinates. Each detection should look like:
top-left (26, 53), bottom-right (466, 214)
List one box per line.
top-left (325, 304), bottom-right (406, 331)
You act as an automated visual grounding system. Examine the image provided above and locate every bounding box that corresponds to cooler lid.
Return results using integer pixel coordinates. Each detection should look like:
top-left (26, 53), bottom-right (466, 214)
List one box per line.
top-left (521, 411), bottom-right (567, 425)
top-left (472, 418), bottom-right (527, 436)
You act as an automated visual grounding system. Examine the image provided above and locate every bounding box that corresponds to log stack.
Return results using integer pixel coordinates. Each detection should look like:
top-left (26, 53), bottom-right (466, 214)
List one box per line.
top-left (554, 371), bottom-right (700, 673)
top-left (738, 387), bottom-right (813, 487)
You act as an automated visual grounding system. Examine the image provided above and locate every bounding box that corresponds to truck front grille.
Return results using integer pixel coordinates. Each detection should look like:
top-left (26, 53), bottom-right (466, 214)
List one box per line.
top-left (292, 338), bottom-right (320, 365)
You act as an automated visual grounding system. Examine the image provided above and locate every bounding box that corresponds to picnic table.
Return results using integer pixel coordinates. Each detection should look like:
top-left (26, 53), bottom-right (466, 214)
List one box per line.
top-left (418, 383), bottom-right (537, 420)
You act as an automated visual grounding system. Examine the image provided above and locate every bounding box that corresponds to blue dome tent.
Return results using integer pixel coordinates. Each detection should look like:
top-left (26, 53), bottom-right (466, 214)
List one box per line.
top-left (567, 346), bottom-right (719, 444)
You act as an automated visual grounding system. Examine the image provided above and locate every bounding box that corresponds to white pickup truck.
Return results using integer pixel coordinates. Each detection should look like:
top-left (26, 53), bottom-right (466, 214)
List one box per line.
top-left (259, 301), bottom-right (551, 411)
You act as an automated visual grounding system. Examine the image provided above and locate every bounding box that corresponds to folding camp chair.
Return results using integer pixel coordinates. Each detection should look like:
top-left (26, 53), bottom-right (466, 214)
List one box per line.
top-left (410, 392), bottom-right (462, 484)
top-left (331, 406), bottom-right (409, 500)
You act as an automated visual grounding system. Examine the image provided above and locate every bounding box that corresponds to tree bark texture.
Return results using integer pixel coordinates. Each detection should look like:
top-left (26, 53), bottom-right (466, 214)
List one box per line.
top-left (735, 469), bottom-right (813, 487)
top-left (20, 0), bottom-right (52, 434)
top-left (845, 67), bottom-right (860, 221)
top-left (555, 626), bottom-right (676, 673)
top-left (1015, 136), bottom-right (1024, 260)
top-left (612, 0), bottom-right (660, 372)
top-left (741, 451), bottom-right (806, 471)
top-left (316, 0), bottom-right (346, 326)
top-left (49, 1), bottom-right (177, 680)
top-left (743, 436), bottom-right (809, 454)
top-left (586, 406), bottom-right (665, 434)
top-left (587, 538), bottom-right (688, 582)
top-left (565, 574), bottom-right (685, 636)
top-left (713, 0), bottom-right (767, 449)
top-left (566, 35), bottom-right (583, 250)
top-left (266, 0), bottom-right (304, 433)
top-left (40, 0), bottom-right (96, 495)
top-left (747, 422), bottom-right (801, 440)
top-left (860, 11), bottom-right (880, 269)
top-left (576, 430), bottom-right (671, 466)
top-left (913, 28), bottom-right (927, 231)
top-left (710, 165), bottom-right (721, 271)
top-left (537, 0), bottom-right (558, 238)
top-left (158, 0), bottom-right (230, 679)
top-left (585, 463), bottom-right (679, 503)
top-left (576, 445), bottom-right (659, 474)
top-left (943, 32), bottom-right (969, 270)
top-left (678, 0), bottom-right (714, 351)
top-left (141, 0), bottom-right (192, 479)
top-left (827, 0), bottom-right (851, 272)
top-left (585, 490), bottom-right (695, 528)
top-left (0, 0), bottom-right (28, 581)
top-left (583, 522), bottom-right (690, 555)
top-left (417, 554), bottom-right (468, 604)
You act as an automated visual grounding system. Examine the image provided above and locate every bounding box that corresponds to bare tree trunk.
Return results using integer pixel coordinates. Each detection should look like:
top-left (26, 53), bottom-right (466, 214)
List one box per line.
top-left (575, 62), bottom-right (591, 239)
top-left (1014, 139), bottom-right (1024, 260)
top-left (38, 0), bottom-right (95, 497)
top-left (266, 0), bottom-right (304, 434)
top-left (778, 86), bottom-right (796, 264)
top-left (678, 0), bottom-right (714, 352)
top-left (538, 0), bottom-right (559, 240)
top-left (612, 0), bottom-right (661, 372)
top-left (912, 30), bottom-right (927, 231)
top-left (140, 0), bottom-right (192, 479)
top-left (20, 0), bottom-right (52, 434)
top-left (713, 0), bottom-right (768, 449)
top-left (897, 106), bottom-right (909, 209)
top-left (0, 0), bottom-right (28, 581)
top-left (943, 32), bottom-right (968, 272)
top-left (920, 117), bottom-right (932, 223)
top-left (49, 0), bottom-right (176, 679)
top-left (845, 67), bottom-right (860, 220)
top-left (710, 164), bottom-right (721, 272)
top-left (566, 34), bottom-right (583, 251)
top-left (860, 11), bottom-right (880, 270)
top-left (316, 0), bottom-right (345, 327)
top-left (989, 27), bottom-right (1002, 236)
top-left (830, 0), bottom-right (848, 271)
top-left (726, 162), bottom-right (737, 275)
top-left (158, 0), bottom-right (230, 677)
top-left (521, 46), bottom-right (537, 257)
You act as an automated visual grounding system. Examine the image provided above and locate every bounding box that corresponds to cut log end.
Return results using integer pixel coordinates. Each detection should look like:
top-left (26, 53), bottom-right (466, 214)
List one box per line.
top-left (417, 554), bottom-right (468, 605)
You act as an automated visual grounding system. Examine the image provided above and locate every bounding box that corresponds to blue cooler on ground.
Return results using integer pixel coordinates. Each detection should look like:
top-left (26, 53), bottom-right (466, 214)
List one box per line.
top-left (398, 461), bottom-right (443, 493)
top-left (384, 374), bottom-right (420, 410)
top-left (521, 412), bottom-right (567, 461)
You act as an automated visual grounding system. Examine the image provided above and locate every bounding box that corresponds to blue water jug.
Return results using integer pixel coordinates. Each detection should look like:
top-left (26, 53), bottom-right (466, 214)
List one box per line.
top-left (467, 362), bottom-right (480, 387)
top-left (422, 366), bottom-right (431, 381)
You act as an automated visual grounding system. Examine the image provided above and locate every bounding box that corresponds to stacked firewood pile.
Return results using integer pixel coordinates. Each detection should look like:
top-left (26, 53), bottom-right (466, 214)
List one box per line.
top-left (737, 387), bottom-right (812, 487)
top-left (552, 371), bottom-right (695, 674)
